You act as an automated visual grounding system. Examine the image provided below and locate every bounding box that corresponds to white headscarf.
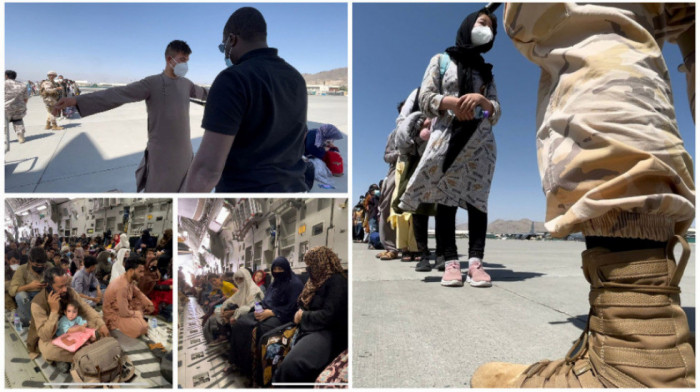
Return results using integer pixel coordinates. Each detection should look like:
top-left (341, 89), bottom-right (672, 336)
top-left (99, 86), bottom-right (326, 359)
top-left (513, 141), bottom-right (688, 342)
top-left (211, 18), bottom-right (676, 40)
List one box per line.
top-left (222, 269), bottom-right (262, 317)
top-left (113, 233), bottom-right (130, 252)
top-left (110, 248), bottom-right (130, 282)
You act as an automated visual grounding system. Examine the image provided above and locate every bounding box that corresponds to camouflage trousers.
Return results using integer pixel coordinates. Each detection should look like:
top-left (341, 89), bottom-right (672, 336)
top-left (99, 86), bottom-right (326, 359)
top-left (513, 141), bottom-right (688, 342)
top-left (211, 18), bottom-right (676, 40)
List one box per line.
top-left (44, 103), bottom-right (57, 126)
top-left (5, 115), bottom-right (25, 136)
top-left (505, 3), bottom-right (695, 241)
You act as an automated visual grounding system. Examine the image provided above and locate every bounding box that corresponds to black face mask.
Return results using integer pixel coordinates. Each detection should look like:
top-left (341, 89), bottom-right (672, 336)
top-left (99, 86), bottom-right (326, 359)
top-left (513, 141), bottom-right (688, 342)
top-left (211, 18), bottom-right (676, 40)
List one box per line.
top-left (272, 272), bottom-right (285, 281)
top-left (31, 265), bottom-right (45, 274)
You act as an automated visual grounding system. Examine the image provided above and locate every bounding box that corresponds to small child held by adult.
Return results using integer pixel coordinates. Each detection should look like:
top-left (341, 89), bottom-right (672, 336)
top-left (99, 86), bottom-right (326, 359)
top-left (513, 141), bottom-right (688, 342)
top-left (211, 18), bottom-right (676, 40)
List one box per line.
top-left (55, 300), bottom-right (88, 337)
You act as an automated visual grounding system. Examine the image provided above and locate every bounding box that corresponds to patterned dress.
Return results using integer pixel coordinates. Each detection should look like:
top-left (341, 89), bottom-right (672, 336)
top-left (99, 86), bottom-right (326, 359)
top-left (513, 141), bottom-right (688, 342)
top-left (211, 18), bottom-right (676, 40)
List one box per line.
top-left (399, 53), bottom-right (501, 213)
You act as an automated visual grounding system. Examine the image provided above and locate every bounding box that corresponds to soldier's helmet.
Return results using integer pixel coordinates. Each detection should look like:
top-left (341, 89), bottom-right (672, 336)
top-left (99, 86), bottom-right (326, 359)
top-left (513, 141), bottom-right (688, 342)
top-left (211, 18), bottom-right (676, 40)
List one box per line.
top-left (47, 70), bottom-right (57, 76)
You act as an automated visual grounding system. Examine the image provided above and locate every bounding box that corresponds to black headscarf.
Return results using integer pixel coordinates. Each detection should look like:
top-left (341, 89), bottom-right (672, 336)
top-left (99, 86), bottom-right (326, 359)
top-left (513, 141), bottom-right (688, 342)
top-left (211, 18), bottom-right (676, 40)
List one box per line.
top-left (442, 9), bottom-right (497, 172)
top-left (261, 257), bottom-right (304, 323)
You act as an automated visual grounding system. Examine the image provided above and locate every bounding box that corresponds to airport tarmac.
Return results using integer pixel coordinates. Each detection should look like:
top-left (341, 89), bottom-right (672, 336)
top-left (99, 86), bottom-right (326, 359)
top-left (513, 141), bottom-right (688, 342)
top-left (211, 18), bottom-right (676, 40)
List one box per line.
top-left (5, 93), bottom-right (348, 193)
top-left (352, 239), bottom-right (696, 388)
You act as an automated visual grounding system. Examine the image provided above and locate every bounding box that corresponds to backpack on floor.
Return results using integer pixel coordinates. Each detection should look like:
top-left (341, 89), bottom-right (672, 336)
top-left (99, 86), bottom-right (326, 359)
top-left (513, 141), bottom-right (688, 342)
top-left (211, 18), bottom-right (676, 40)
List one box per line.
top-left (323, 150), bottom-right (344, 176)
top-left (70, 336), bottom-right (135, 384)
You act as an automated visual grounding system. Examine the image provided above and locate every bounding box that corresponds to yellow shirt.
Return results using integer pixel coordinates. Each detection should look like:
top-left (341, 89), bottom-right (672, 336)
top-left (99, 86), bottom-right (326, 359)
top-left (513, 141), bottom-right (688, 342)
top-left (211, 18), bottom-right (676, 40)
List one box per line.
top-left (221, 281), bottom-right (236, 297)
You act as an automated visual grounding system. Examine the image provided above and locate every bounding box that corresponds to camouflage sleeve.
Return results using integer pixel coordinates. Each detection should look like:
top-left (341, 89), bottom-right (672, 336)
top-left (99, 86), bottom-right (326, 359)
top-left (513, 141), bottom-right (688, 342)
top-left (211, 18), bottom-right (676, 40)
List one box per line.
top-left (419, 54), bottom-right (445, 118)
top-left (653, 3), bottom-right (695, 43)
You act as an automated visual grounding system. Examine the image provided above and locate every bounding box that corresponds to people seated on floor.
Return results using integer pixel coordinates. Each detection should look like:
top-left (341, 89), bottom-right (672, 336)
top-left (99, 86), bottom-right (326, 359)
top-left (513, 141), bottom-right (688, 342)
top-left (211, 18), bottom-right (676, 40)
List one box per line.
top-left (103, 256), bottom-right (155, 339)
top-left (227, 257), bottom-right (304, 377)
top-left (111, 248), bottom-right (130, 282)
top-left (204, 269), bottom-right (263, 344)
top-left (135, 229), bottom-right (156, 254)
top-left (26, 266), bottom-right (109, 373)
top-left (138, 249), bottom-right (160, 298)
top-left (9, 247), bottom-right (52, 327)
top-left (95, 250), bottom-right (113, 290)
top-left (71, 256), bottom-right (103, 307)
top-left (5, 250), bottom-right (20, 312)
top-left (71, 244), bottom-right (84, 275)
top-left (156, 229), bottom-right (173, 278)
top-left (273, 246), bottom-right (348, 383)
top-left (206, 273), bottom-right (237, 309)
top-left (196, 275), bottom-right (214, 306)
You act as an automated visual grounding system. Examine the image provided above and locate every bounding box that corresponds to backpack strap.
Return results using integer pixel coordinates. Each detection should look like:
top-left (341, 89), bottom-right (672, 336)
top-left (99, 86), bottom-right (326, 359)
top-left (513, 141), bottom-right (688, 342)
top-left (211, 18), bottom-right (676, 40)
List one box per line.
top-left (410, 87), bottom-right (421, 113)
top-left (438, 52), bottom-right (451, 94)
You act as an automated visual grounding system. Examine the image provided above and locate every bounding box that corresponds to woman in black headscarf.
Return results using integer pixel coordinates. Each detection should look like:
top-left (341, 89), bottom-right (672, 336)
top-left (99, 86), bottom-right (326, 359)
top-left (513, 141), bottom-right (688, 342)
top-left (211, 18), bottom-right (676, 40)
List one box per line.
top-left (399, 7), bottom-right (500, 288)
top-left (273, 246), bottom-right (348, 383)
top-left (227, 257), bottom-right (303, 376)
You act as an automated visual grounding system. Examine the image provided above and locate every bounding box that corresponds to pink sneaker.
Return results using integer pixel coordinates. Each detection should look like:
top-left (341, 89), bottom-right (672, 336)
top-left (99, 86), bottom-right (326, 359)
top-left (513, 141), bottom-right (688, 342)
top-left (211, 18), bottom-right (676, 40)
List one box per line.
top-left (440, 260), bottom-right (463, 287)
top-left (467, 258), bottom-right (492, 287)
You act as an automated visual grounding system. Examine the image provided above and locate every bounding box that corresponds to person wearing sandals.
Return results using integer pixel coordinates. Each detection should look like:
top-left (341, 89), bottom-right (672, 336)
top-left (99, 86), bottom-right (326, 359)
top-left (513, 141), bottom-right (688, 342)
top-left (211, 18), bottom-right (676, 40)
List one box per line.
top-left (273, 246), bottom-right (348, 383)
top-left (399, 9), bottom-right (500, 288)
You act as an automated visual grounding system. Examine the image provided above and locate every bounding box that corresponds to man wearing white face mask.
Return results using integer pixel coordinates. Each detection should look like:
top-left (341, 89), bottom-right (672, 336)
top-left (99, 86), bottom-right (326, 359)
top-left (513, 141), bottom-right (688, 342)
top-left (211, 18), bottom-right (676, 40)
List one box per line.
top-left (53, 40), bottom-right (209, 192)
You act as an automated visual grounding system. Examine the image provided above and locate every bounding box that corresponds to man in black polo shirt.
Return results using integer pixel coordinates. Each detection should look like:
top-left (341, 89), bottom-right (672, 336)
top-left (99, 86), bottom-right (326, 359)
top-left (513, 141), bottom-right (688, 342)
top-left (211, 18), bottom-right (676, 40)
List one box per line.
top-left (183, 7), bottom-right (309, 192)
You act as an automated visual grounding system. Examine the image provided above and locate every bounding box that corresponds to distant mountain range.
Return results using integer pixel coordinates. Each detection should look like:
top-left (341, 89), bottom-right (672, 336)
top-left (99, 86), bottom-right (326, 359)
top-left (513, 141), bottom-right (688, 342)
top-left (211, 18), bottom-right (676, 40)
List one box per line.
top-left (455, 218), bottom-right (547, 234)
top-left (302, 67), bottom-right (347, 87)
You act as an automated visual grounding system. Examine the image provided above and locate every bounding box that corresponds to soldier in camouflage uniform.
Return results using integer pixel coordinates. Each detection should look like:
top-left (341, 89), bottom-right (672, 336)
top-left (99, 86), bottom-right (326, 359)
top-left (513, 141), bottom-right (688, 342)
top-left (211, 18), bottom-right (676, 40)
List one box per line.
top-left (471, 4), bottom-right (695, 388)
top-left (39, 71), bottom-right (64, 131)
top-left (5, 70), bottom-right (29, 143)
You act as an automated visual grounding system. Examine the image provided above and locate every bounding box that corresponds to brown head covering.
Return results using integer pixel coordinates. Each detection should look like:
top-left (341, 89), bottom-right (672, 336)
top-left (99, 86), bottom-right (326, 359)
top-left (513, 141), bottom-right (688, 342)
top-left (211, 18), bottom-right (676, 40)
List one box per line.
top-left (298, 246), bottom-right (345, 307)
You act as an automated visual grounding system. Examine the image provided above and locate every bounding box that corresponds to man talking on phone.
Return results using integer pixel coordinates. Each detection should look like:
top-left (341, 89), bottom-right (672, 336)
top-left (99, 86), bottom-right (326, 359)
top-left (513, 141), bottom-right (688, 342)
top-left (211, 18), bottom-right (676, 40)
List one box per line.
top-left (26, 266), bottom-right (109, 373)
top-left (8, 247), bottom-right (51, 327)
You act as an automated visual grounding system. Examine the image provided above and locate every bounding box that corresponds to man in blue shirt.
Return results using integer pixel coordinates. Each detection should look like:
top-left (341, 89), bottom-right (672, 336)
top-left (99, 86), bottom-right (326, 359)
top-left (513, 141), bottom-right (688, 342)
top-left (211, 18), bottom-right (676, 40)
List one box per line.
top-left (183, 7), bottom-right (308, 192)
top-left (71, 256), bottom-right (102, 307)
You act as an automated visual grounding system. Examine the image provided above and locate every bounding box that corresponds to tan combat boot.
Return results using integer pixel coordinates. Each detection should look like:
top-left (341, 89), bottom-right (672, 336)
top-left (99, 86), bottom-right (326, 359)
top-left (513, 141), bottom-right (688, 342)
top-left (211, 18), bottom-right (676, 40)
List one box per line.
top-left (51, 125), bottom-right (64, 131)
top-left (45, 120), bottom-right (51, 130)
top-left (471, 235), bottom-right (695, 388)
top-left (17, 133), bottom-right (25, 143)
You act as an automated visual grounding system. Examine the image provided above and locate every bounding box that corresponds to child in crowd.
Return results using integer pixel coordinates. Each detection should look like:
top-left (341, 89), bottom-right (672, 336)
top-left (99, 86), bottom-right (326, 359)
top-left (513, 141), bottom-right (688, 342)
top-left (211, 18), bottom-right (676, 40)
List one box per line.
top-left (55, 300), bottom-right (87, 337)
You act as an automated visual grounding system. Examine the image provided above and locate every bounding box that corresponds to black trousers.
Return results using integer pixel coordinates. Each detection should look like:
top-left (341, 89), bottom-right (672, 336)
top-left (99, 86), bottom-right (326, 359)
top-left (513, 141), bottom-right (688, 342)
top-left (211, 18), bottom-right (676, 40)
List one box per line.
top-left (413, 213), bottom-right (430, 256)
top-left (229, 312), bottom-right (282, 377)
top-left (273, 330), bottom-right (335, 383)
top-left (431, 203), bottom-right (487, 261)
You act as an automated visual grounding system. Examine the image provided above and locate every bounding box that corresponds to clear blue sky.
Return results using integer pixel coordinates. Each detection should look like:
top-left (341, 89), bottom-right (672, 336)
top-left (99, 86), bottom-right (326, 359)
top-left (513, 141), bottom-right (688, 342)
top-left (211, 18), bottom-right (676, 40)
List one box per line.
top-left (353, 3), bottom-right (696, 225)
top-left (5, 3), bottom-right (347, 85)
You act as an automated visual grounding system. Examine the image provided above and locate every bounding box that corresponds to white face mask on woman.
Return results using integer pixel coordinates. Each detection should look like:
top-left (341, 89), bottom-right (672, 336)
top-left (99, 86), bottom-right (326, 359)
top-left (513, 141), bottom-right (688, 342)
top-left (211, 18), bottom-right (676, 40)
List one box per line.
top-left (471, 25), bottom-right (493, 46)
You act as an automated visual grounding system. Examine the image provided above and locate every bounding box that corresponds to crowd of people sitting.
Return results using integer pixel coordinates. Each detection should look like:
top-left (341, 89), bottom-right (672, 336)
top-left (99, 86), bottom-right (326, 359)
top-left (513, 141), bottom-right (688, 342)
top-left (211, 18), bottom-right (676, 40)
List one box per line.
top-left (181, 246), bottom-right (348, 387)
top-left (4, 229), bottom-right (173, 374)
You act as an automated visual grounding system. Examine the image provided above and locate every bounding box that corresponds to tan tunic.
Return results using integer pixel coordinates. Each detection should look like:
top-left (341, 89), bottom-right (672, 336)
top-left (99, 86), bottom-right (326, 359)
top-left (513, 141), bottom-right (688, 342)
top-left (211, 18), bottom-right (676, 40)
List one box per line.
top-left (29, 288), bottom-right (106, 362)
top-left (103, 274), bottom-right (154, 338)
top-left (8, 263), bottom-right (53, 297)
top-left (75, 73), bottom-right (208, 192)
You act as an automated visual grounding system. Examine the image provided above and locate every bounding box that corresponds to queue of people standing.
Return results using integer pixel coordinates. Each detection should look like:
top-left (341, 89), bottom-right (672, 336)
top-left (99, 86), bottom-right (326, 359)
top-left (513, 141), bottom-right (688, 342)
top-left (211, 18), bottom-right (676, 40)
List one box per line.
top-left (367, 8), bottom-right (499, 289)
top-left (365, 3), bottom-right (696, 388)
top-left (5, 230), bottom-right (173, 373)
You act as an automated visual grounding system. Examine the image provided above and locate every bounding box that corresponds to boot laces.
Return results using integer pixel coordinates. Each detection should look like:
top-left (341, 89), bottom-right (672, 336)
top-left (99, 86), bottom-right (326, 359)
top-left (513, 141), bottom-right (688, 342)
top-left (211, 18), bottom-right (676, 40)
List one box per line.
top-left (525, 235), bottom-right (691, 383)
